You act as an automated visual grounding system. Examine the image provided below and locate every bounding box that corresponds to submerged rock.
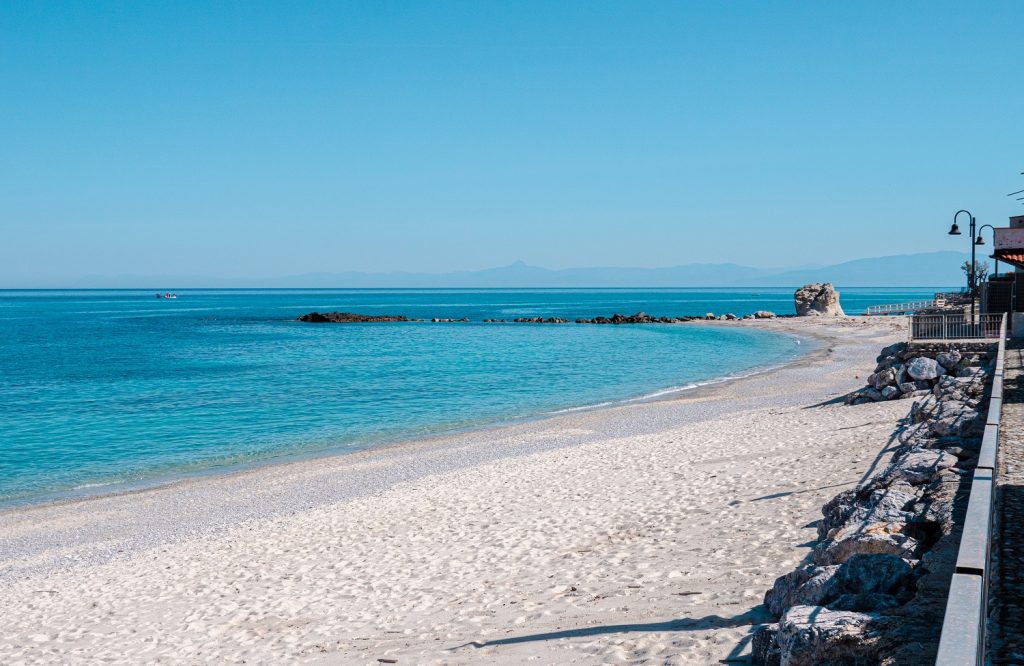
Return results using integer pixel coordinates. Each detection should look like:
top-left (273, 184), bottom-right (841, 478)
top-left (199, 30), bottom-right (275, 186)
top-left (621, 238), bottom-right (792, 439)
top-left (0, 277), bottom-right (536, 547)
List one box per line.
top-left (574, 312), bottom-right (696, 324)
top-left (297, 311), bottom-right (409, 323)
top-left (513, 317), bottom-right (568, 323)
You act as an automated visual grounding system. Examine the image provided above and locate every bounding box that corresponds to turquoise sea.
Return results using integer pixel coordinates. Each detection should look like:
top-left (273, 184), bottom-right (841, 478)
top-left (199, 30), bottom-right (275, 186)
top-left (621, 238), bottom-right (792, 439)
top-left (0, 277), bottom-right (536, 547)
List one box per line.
top-left (0, 287), bottom-right (942, 506)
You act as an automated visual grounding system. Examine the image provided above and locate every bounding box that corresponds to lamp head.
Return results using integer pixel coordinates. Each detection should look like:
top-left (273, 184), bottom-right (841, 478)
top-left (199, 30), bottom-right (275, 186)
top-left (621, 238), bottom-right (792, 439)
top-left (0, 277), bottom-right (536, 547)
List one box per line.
top-left (949, 223), bottom-right (962, 235)
top-left (975, 235), bottom-right (985, 246)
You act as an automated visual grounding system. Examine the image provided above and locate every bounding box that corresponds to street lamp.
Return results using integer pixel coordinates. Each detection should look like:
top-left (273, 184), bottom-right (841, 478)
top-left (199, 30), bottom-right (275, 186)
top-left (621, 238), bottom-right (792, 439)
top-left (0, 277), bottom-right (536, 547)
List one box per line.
top-left (948, 209), bottom-right (977, 322)
top-left (976, 224), bottom-right (999, 278)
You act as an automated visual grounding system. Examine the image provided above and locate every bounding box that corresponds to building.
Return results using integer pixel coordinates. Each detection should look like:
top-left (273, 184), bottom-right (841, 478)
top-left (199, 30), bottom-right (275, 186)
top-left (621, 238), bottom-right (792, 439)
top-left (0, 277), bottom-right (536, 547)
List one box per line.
top-left (984, 215), bottom-right (1024, 333)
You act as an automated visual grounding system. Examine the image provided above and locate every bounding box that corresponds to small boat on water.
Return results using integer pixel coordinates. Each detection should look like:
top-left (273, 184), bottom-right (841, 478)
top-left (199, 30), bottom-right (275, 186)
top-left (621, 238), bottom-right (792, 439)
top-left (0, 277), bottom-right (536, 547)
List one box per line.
top-left (156, 292), bottom-right (177, 299)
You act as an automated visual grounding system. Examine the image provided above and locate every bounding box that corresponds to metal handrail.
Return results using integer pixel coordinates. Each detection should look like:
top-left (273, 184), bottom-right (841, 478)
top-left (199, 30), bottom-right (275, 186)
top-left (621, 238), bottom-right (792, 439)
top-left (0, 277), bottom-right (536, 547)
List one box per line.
top-left (909, 313), bottom-right (1005, 341)
top-left (935, 312), bottom-right (1007, 665)
top-left (864, 299), bottom-right (939, 315)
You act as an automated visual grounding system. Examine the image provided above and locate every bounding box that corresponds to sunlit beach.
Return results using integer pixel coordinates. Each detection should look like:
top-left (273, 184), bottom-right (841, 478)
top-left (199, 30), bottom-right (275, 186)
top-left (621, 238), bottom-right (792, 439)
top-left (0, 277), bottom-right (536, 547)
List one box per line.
top-left (2, 3), bottom-right (1022, 665)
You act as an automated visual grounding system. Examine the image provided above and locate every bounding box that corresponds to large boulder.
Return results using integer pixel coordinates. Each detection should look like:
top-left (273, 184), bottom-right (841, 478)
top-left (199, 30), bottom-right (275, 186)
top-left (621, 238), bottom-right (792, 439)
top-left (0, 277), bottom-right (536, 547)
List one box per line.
top-left (935, 375), bottom-right (985, 401)
top-left (871, 368), bottom-right (897, 390)
top-left (814, 521), bottom-right (920, 565)
top-left (794, 283), bottom-right (845, 316)
top-left (926, 403), bottom-right (980, 438)
top-left (879, 448), bottom-right (957, 486)
top-left (828, 592), bottom-right (901, 612)
top-left (876, 342), bottom-right (908, 362)
top-left (819, 490), bottom-right (862, 540)
top-left (765, 565), bottom-right (840, 617)
top-left (909, 396), bottom-right (940, 423)
top-left (752, 624), bottom-right (782, 666)
top-left (905, 357), bottom-right (946, 381)
top-left (775, 605), bottom-right (882, 665)
top-left (864, 487), bottom-right (920, 523)
top-left (936, 350), bottom-right (962, 372)
top-left (831, 553), bottom-right (914, 597)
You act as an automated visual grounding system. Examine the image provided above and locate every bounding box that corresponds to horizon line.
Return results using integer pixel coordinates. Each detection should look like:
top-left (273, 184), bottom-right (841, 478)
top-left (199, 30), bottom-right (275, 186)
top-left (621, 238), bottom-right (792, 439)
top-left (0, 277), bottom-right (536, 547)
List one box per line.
top-left (0, 284), bottom-right (963, 291)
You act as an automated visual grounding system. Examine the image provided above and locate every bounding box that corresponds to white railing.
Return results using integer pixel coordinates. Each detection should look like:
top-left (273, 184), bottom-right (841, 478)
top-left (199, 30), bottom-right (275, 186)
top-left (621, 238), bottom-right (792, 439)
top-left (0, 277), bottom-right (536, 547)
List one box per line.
top-left (909, 313), bottom-right (1005, 341)
top-left (864, 298), bottom-right (943, 316)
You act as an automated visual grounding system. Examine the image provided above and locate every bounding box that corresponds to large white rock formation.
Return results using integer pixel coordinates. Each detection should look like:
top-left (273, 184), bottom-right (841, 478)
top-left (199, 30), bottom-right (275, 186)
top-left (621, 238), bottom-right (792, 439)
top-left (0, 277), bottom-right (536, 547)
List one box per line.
top-left (794, 282), bottom-right (845, 316)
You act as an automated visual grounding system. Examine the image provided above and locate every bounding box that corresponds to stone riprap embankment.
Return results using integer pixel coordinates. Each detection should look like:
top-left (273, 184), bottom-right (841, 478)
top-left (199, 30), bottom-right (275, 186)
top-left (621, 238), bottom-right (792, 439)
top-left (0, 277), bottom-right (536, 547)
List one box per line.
top-left (753, 341), bottom-right (992, 665)
top-left (794, 282), bottom-right (845, 317)
top-left (846, 341), bottom-right (992, 404)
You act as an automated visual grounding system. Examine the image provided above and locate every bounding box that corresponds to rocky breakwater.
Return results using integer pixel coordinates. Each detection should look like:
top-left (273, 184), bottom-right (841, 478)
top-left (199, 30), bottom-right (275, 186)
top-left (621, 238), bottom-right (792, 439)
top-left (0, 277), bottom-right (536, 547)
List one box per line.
top-left (574, 312), bottom-right (691, 324)
top-left (794, 282), bottom-right (845, 316)
top-left (570, 311), bottom-right (774, 324)
top-left (752, 340), bottom-right (992, 665)
top-left (297, 312), bottom-right (411, 323)
top-left (298, 310), bottom-right (782, 325)
top-left (514, 316), bottom-right (570, 323)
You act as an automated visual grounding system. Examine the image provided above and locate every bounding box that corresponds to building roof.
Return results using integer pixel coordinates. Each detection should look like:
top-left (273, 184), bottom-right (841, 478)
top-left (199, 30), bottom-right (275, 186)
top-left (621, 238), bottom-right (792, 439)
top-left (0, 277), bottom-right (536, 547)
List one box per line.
top-left (994, 251), bottom-right (1024, 269)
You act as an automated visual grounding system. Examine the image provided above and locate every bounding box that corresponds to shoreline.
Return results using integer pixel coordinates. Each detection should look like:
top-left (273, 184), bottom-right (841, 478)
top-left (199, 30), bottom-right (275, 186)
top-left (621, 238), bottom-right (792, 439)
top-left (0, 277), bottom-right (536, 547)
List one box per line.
top-left (0, 316), bottom-right (909, 664)
top-left (0, 322), bottom-right (811, 513)
top-left (0, 319), bottom-right (883, 561)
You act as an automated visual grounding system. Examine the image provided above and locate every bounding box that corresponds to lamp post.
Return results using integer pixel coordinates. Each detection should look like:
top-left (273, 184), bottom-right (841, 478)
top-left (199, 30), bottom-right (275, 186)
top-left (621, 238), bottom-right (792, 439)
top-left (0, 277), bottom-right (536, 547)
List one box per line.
top-left (948, 209), bottom-right (977, 323)
top-left (976, 224), bottom-right (999, 279)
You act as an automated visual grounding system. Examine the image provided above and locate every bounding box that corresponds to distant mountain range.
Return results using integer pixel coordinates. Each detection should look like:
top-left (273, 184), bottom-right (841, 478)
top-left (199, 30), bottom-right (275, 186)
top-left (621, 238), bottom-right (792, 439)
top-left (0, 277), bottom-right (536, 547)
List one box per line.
top-left (64, 250), bottom-right (973, 289)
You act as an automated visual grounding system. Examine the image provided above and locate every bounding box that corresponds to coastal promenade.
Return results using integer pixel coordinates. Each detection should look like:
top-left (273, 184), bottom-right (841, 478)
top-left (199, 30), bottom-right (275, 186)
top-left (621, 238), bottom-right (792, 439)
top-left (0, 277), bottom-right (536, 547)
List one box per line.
top-left (0, 317), bottom-right (905, 664)
top-left (992, 340), bottom-right (1024, 663)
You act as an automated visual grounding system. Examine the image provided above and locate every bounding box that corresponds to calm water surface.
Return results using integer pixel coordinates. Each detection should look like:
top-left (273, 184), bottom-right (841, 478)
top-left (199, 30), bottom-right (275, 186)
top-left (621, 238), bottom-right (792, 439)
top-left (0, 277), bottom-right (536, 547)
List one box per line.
top-left (0, 288), bottom-right (941, 505)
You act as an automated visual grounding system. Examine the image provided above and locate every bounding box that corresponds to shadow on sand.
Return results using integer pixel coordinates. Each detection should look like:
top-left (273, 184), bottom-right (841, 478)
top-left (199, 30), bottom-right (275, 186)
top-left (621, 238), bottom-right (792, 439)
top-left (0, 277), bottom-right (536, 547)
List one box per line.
top-left (457, 393), bottom-right (914, 662)
top-left (453, 606), bottom-right (772, 660)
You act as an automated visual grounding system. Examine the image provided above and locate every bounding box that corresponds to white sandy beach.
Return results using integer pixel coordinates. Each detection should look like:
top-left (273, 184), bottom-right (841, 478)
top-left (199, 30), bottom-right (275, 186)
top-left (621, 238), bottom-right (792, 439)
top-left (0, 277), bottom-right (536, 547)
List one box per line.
top-left (0, 317), bottom-right (909, 665)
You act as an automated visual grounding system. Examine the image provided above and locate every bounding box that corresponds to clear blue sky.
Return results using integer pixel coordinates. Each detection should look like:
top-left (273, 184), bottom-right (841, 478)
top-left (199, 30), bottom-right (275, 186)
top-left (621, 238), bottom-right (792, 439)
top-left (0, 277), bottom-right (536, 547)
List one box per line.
top-left (2, 2), bottom-right (1021, 286)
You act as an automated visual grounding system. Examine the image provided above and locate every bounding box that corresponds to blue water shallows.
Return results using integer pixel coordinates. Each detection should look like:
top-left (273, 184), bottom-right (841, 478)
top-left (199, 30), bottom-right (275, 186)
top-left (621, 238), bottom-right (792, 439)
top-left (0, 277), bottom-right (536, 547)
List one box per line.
top-left (0, 288), bottom-right (939, 505)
